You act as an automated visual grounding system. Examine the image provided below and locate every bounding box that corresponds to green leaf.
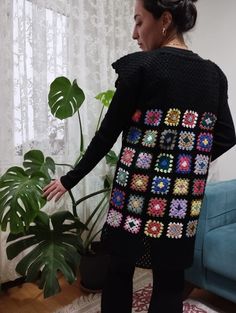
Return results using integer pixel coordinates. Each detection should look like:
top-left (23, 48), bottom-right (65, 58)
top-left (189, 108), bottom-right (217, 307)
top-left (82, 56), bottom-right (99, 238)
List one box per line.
top-left (0, 167), bottom-right (48, 233)
top-left (105, 150), bottom-right (119, 167)
top-left (6, 211), bottom-right (85, 298)
top-left (23, 150), bottom-right (55, 179)
top-left (95, 90), bottom-right (115, 108)
top-left (48, 77), bottom-right (85, 120)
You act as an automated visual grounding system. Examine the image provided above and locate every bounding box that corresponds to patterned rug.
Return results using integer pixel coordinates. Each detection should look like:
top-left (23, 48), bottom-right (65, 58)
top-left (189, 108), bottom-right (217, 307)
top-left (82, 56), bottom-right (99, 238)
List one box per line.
top-left (55, 269), bottom-right (220, 313)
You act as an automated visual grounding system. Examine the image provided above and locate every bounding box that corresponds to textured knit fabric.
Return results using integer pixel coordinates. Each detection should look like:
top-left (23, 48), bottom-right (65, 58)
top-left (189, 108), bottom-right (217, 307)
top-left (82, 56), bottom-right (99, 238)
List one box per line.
top-left (61, 47), bottom-right (236, 269)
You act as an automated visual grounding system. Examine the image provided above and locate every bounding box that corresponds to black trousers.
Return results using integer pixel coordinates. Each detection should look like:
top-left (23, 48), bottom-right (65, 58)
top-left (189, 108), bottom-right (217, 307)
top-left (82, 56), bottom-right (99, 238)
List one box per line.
top-left (101, 255), bottom-right (184, 313)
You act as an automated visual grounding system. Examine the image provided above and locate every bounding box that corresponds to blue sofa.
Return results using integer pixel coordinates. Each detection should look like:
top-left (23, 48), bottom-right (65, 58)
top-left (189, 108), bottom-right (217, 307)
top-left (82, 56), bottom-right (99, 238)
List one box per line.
top-left (185, 179), bottom-right (236, 303)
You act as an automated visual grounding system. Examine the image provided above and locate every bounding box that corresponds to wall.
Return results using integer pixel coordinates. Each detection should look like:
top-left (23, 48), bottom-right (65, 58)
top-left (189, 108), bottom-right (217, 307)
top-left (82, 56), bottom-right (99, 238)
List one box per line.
top-left (187, 0), bottom-right (236, 181)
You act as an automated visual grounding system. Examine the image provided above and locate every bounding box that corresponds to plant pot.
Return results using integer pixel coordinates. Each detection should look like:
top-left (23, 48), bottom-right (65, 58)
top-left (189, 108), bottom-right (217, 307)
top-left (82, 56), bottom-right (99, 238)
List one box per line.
top-left (79, 241), bottom-right (111, 293)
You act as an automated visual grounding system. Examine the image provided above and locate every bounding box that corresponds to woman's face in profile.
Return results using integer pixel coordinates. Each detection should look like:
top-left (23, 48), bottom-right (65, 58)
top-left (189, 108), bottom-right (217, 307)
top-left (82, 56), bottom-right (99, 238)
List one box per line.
top-left (132, 0), bottom-right (163, 51)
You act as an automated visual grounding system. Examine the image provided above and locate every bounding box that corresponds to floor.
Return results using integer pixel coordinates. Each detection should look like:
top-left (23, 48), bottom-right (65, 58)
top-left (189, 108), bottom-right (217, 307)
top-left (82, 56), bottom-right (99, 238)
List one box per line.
top-left (0, 276), bottom-right (236, 313)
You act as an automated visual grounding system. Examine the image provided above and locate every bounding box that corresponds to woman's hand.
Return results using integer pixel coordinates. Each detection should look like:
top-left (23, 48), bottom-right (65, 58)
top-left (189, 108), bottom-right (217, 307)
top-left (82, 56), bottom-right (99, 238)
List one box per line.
top-left (42, 179), bottom-right (67, 202)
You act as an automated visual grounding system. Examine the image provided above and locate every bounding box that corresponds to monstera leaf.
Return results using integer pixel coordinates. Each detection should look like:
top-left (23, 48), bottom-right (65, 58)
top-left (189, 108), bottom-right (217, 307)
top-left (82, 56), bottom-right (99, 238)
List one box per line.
top-left (48, 76), bottom-right (85, 120)
top-left (95, 89), bottom-right (115, 107)
top-left (7, 211), bottom-right (86, 298)
top-left (0, 167), bottom-right (48, 233)
top-left (23, 150), bottom-right (55, 179)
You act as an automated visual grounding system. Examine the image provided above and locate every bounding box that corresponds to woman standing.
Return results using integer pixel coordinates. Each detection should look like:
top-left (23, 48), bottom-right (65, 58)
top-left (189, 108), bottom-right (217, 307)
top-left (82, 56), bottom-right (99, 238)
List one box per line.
top-left (43, 1), bottom-right (236, 312)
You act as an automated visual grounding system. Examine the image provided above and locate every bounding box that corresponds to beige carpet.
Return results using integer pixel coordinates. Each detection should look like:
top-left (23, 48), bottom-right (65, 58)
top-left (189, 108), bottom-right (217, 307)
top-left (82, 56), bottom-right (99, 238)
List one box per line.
top-left (55, 269), bottom-right (221, 313)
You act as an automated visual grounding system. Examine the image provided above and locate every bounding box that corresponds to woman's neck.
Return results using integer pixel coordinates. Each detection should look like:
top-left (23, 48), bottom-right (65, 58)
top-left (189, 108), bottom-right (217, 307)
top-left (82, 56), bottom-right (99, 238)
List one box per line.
top-left (161, 32), bottom-right (188, 50)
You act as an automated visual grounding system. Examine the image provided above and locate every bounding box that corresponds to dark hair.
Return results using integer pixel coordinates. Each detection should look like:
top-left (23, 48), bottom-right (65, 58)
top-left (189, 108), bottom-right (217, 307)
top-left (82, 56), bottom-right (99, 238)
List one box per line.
top-left (142, 0), bottom-right (198, 33)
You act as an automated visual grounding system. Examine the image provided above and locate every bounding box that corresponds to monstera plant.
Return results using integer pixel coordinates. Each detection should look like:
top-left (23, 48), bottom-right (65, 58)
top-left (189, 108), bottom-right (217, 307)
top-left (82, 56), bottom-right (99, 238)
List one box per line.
top-left (0, 77), bottom-right (117, 297)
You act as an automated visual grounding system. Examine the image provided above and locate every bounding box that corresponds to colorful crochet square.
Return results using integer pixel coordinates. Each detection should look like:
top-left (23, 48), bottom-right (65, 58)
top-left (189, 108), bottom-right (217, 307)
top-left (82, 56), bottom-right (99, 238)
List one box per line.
top-left (132, 110), bottom-right (142, 123)
top-left (176, 154), bottom-right (192, 174)
top-left (116, 168), bottom-right (129, 187)
top-left (124, 215), bottom-right (142, 234)
top-left (144, 109), bottom-right (163, 126)
top-left (164, 108), bottom-right (181, 126)
top-left (126, 127), bottom-right (142, 144)
top-left (197, 133), bottom-right (213, 152)
top-left (106, 209), bottom-right (123, 228)
top-left (193, 179), bottom-right (206, 196)
top-left (182, 110), bottom-right (198, 128)
top-left (160, 129), bottom-right (177, 150)
top-left (151, 176), bottom-right (171, 195)
top-left (178, 131), bottom-right (195, 151)
top-left (200, 112), bottom-right (217, 130)
top-left (186, 220), bottom-right (198, 237)
top-left (194, 154), bottom-right (209, 175)
top-left (136, 152), bottom-right (153, 169)
top-left (144, 220), bottom-right (164, 238)
top-left (131, 174), bottom-right (149, 192)
top-left (127, 195), bottom-right (145, 215)
top-left (120, 147), bottom-right (135, 167)
top-left (166, 222), bottom-right (183, 239)
top-left (147, 198), bottom-right (167, 217)
top-left (173, 178), bottom-right (190, 195)
top-left (110, 188), bottom-right (126, 209)
top-left (169, 199), bottom-right (188, 219)
top-left (155, 153), bottom-right (174, 173)
top-left (191, 200), bottom-right (202, 217)
top-left (142, 130), bottom-right (158, 147)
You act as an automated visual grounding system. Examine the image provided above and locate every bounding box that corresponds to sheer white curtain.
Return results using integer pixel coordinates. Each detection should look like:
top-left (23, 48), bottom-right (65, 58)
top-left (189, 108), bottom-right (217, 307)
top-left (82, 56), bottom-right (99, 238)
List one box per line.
top-left (0, 0), bottom-right (136, 283)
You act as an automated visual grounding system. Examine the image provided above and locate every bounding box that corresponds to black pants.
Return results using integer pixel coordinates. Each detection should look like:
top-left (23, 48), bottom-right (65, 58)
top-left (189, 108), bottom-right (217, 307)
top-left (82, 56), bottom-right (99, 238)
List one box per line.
top-left (101, 256), bottom-right (184, 313)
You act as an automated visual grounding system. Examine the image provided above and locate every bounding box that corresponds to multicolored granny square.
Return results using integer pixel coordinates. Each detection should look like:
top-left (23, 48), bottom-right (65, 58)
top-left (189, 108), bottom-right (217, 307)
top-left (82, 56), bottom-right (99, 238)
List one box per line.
top-left (155, 153), bottom-right (174, 173)
top-left (147, 198), bottom-right (167, 217)
top-left (151, 176), bottom-right (171, 195)
top-left (197, 133), bottom-right (213, 152)
top-left (182, 110), bottom-right (198, 128)
top-left (173, 178), bottom-right (189, 195)
top-left (124, 215), bottom-right (142, 234)
top-left (191, 200), bottom-right (202, 217)
top-left (127, 195), bottom-right (145, 215)
top-left (194, 154), bottom-right (209, 175)
top-left (142, 130), bottom-right (158, 147)
top-left (136, 152), bottom-right (153, 169)
top-left (178, 131), bottom-right (195, 151)
top-left (160, 129), bottom-right (177, 150)
top-left (131, 174), bottom-right (149, 192)
top-left (116, 168), bottom-right (129, 187)
top-left (144, 220), bottom-right (164, 238)
top-left (166, 222), bottom-right (183, 239)
top-left (120, 147), bottom-right (135, 167)
top-left (106, 209), bottom-right (123, 228)
top-left (192, 179), bottom-right (206, 196)
top-left (200, 112), bottom-right (217, 130)
top-left (186, 220), bottom-right (198, 237)
top-left (169, 199), bottom-right (188, 219)
top-left (164, 108), bottom-right (181, 126)
top-left (110, 188), bottom-right (126, 209)
top-left (144, 109), bottom-right (163, 126)
top-left (126, 127), bottom-right (142, 144)
top-left (132, 110), bottom-right (142, 123)
top-left (176, 154), bottom-right (192, 174)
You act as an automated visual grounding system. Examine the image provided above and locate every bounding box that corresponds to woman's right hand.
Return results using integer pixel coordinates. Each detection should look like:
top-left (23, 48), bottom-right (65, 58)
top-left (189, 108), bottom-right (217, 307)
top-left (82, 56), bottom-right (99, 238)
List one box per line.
top-left (42, 179), bottom-right (67, 202)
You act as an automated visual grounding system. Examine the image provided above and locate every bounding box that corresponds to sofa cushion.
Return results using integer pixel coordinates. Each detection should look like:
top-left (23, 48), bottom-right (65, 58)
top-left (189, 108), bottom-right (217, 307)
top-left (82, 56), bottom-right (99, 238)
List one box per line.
top-left (203, 223), bottom-right (236, 281)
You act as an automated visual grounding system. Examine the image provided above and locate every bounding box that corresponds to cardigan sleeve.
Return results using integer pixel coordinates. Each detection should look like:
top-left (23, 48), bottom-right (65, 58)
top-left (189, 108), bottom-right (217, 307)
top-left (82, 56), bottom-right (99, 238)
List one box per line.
top-left (211, 68), bottom-right (236, 161)
top-left (60, 54), bottom-right (143, 190)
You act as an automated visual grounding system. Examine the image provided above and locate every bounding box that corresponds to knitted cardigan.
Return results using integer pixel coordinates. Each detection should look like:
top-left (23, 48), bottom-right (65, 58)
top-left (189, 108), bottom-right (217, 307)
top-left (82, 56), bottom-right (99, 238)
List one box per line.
top-left (61, 47), bottom-right (236, 269)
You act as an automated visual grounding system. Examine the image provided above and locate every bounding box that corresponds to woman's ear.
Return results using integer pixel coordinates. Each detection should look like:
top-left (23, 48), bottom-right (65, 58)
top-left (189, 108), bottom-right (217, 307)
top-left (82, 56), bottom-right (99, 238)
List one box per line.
top-left (161, 11), bottom-right (173, 31)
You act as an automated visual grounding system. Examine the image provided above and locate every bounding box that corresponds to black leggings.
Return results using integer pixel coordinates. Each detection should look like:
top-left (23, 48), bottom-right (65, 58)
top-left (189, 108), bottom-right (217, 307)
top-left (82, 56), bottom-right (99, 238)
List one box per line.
top-left (101, 256), bottom-right (184, 313)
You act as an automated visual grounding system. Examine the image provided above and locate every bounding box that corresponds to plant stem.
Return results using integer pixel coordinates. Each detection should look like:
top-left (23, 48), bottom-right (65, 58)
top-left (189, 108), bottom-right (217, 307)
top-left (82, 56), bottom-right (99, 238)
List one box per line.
top-left (68, 190), bottom-right (77, 217)
top-left (75, 188), bottom-right (110, 208)
top-left (96, 106), bottom-right (104, 132)
top-left (55, 163), bottom-right (74, 169)
top-left (77, 111), bottom-right (84, 153)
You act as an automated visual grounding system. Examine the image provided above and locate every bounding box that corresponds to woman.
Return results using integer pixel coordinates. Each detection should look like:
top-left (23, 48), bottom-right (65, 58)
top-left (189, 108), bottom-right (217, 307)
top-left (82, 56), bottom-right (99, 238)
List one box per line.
top-left (43, 0), bottom-right (236, 312)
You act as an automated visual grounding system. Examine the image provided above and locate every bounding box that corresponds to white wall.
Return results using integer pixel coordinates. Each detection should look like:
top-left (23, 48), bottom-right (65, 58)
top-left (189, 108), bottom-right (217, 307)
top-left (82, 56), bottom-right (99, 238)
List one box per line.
top-left (187, 0), bottom-right (236, 181)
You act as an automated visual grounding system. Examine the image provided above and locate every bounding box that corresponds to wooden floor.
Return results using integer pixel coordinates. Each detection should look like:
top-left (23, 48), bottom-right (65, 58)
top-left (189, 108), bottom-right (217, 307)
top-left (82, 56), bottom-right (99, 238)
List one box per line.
top-left (0, 276), bottom-right (236, 313)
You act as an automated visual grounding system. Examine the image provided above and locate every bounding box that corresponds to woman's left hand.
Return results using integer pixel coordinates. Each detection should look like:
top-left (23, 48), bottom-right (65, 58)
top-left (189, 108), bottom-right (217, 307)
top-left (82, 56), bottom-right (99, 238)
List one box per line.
top-left (42, 179), bottom-right (67, 202)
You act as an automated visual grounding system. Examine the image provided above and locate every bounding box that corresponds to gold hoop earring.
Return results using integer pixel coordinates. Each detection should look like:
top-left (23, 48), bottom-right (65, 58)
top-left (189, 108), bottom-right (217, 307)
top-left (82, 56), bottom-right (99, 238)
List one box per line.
top-left (162, 27), bottom-right (167, 37)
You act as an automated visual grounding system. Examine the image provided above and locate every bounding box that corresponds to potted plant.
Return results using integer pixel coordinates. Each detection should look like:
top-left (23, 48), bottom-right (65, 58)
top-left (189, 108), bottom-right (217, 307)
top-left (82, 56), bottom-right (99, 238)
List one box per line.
top-left (0, 77), bottom-right (118, 298)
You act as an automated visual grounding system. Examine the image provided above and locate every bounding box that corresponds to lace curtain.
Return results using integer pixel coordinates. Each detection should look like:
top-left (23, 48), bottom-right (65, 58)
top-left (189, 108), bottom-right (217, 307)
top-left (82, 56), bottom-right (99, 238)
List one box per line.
top-left (0, 0), bottom-right (136, 283)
